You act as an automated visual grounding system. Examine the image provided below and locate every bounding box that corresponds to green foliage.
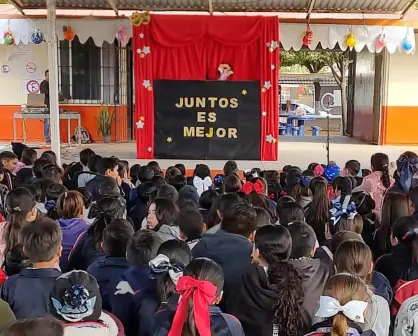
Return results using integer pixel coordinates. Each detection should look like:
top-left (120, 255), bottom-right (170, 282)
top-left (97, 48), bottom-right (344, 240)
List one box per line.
top-left (281, 51), bottom-right (328, 73)
top-left (0, 0), bottom-right (9, 4)
top-left (98, 104), bottom-right (113, 137)
top-left (414, 0), bottom-right (418, 9)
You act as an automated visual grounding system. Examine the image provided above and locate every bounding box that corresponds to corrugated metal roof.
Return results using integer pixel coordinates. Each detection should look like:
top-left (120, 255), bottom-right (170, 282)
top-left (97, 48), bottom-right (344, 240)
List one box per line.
top-left (11, 0), bottom-right (415, 13)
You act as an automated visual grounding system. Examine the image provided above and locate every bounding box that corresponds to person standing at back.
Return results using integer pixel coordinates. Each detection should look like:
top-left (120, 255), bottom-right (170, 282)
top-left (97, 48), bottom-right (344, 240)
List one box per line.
top-left (40, 70), bottom-right (50, 143)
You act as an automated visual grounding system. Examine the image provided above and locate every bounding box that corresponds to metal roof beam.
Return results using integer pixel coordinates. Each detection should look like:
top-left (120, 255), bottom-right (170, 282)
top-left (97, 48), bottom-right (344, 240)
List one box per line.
top-left (8, 0), bottom-right (25, 14)
top-left (306, 0), bottom-right (316, 20)
top-left (401, 0), bottom-right (416, 18)
top-left (106, 0), bottom-right (119, 15)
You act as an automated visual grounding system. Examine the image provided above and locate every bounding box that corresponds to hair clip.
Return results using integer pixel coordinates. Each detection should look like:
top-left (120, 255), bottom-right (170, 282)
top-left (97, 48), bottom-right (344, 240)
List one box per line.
top-left (13, 206), bottom-right (21, 212)
top-left (64, 192), bottom-right (68, 197)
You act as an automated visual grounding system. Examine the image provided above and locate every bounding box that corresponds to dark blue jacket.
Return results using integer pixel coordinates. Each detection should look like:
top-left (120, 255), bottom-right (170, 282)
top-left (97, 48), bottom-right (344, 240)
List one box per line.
top-left (85, 175), bottom-right (109, 201)
top-left (0, 268), bottom-right (61, 319)
top-left (192, 230), bottom-right (252, 307)
top-left (68, 232), bottom-right (105, 271)
top-left (109, 265), bottom-right (154, 336)
top-left (371, 271), bottom-right (393, 304)
top-left (152, 305), bottom-right (245, 336)
top-left (87, 256), bottom-right (130, 312)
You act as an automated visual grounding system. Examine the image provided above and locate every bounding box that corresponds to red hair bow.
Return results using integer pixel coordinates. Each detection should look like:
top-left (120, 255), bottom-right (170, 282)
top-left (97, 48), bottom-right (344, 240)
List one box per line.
top-left (241, 180), bottom-right (265, 195)
top-left (168, 276), bottom-right (217, 336)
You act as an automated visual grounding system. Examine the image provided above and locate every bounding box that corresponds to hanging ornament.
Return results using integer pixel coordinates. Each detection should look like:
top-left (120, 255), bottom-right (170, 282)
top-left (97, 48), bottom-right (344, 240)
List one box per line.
top-left (302, 25), bottom-right (313, 46)
top-left (402, 37), bottom-right (413, 52)
top-left (3, 30), bottom-right (14, 46)
top-left (31, 29), bottom-right (43, 45)
top-left (131, 12), bottom-right (151, 27)
top-left (375, 33), bottom-right (386, 52)
top-left (116, 27), bottom-right (128, 45)
top-left (63, 26), bottom-right (75, 41)
top-left (345, 33), bottom-right (356, 49)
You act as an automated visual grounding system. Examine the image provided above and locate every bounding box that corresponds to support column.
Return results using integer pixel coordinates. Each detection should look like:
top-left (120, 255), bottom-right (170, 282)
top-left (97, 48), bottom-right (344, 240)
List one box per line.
top-left (47, 0), bottom-right (61, 164)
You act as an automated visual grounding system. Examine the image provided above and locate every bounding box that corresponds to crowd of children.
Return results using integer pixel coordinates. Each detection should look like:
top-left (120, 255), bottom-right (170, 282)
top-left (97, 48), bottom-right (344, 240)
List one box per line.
top-left (1, 143), bottom-right (418, 335)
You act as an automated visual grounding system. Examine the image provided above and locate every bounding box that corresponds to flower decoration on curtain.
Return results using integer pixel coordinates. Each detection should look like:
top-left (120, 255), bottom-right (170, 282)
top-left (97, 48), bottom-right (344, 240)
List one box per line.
top-left (265, 134), bottom-right (276, 143)
top-left (262, 111), bottom-right (267, 117)
top-left (142, 80), bottom-right (152, 91)
top-left (262, 81), bottom-right (272, 92)
top-left (218, 64), bottom-right (233, 80)
top-left (302, 24), bottom-right (313, 46)
top-left (137, 46), bottom-right (151, 58)
top-left (131, 12), bottom-right (151, 26)
top-left (136, 116), bottom-right (145, 129)
top-left (266, 40), bottom-right (278, 52)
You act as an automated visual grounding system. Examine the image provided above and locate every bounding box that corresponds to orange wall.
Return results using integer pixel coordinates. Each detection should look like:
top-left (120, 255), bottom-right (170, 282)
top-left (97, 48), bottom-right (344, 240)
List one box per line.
top-left (0, 105), bottom-right (128, 143)
top-left (380, 106), bottom-right (418, 145)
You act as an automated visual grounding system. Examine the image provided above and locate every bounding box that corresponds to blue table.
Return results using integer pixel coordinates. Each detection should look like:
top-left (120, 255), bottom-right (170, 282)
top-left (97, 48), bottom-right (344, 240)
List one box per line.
top-left (280, 114), bottom-right (316, 136)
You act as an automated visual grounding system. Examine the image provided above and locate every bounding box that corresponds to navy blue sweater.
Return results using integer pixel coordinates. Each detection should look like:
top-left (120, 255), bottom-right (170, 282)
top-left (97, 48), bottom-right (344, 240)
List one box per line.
top-left (109, 265), bottom-right (154, 336)
top-left (87, 256), bottom-right (130, 312)
top-left (68, 232), bottom-right (105, 271)
top-left (152, 305), bottom-right (245, 336)
top-left (0, 268), bottom-right (61, 319)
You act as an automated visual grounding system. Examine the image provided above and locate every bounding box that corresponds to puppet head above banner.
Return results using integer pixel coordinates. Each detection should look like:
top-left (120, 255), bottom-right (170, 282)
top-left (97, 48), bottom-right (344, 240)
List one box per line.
top-left (218, 64), bottom-right (233, 80)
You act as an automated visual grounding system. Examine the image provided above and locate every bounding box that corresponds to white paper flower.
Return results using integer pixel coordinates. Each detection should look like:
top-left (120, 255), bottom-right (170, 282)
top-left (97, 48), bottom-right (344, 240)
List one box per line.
top-left (271, 64), bottom-right (275, 70)
top-left (262, 111), bottom-right (267, 117)
top-left (142, 80), bottom-right (151, 89)
top-left (139, 33), bottom-right (144, 38)
top-left (263, 81), bottom-right (272, 90)
top-left (266, 42), bottom-right (271, 47)
top-left (142, 46), bottom-right (151, 55)
top-left (147, 147), bottom-right (152, 152)
top-left (136, 120), bottom-right (145, 129)
top-left (266, 134), bottom-right (274, 143)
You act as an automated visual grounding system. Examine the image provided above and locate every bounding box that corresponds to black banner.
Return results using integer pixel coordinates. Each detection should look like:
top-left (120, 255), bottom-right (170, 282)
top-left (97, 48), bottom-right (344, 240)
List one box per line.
top-left (154, 80), bottom-right (261, 160)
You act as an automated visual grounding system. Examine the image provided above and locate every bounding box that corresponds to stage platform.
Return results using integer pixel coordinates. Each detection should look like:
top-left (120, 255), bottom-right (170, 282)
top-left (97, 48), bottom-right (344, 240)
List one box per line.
top-left (3, 136), bottom-right (417, 172)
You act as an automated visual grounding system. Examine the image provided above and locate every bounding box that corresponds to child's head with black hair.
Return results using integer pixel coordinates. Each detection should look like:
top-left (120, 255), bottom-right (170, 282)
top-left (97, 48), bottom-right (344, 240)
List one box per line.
top-left (152, 175), bottom-right (167, 190)
top-left (177, 208), bottom-right (204, 241)
top-left (195, 164), bottom-right (211, 180)
top-left (76, 187), bottom-right (93, 209)
top-left (21, 148), bottom-right (37, 166)
top-left (333, 176), bottom-right (353, 201)
top-left (165, 166), bottom-right (181, 183)
top-left (308, 162), bottom-right (319, 171)
top-left (175, 163), bottom-right (186, 176)
top-left (102, 219), bottom-right (134, 257)
top-left (277, 202), bottom-right (304, 227)
top-left (98, 176), bottom-right (120, 198)
top-left (0, 151), bottom-right (18, 173)
top-left (24, 183), bottom-right (42, 203)
top-left (138, 165), bottom-right (155, 183)
top-left (4, 244), bottom-right (33, 276)
top-left (254, 207), bottom-right (271, 228)
top-left (223, 160), bottom-right (238, 176)
top-left (40, 151), bottom-right (57, 165)
top-left (0, 318), bottom-right (64, 336)
top-left (170, 174), bottom-right (187, 192)
top-left (63, 162), bottom-right (83, 183)
top-left (117, 161), bottom-right (128, 180)
top-left (221, 204), bottom-right (257, 238)
top-left (199, 189), bottom-right (218, 211)
top-left (151, 239), bottom-right (192, 303)
top-left (343, 160), bottom-right (361, 177)
top-left (87, 154), bottom-right (102, 173)
top-left (79, 148), bottom-right (95, 167)
top-left (371, 153), bottom-right (391, 188)
top-left (156, 184), bottom-right (179, 202)
top-left (88, 195), bottom-right (127, 250)
top-left (288, 221), bottom-right (317, 259)
top-left (147, 161), bottom-right (162, 174)
top-left (42, 165), bottom-right (63, 184)
top-left (45, 183), bottom-right (67, 220)
top-left (130, 164), bottom-right (141, 185)
top-left (224, 174), bottom-right (242, 193)
top-left (146, 197), bottom-right (179, 231)
top-left (218, 193), bottom-right (242, 221)
top-left (362, 169), bottom-right (371, 177)
top-left (285, 168), bottom-right (302, 202)
top-left (96, 157), bottom-right (119, 179)
top-left (127, 229), bottom-right (162, 266)
top-left (178, 185), bottom-right (199, 208)
top-left (11, 142), bottom-right (28, 161)
top-left (391, 216), bottom-right (418, 265)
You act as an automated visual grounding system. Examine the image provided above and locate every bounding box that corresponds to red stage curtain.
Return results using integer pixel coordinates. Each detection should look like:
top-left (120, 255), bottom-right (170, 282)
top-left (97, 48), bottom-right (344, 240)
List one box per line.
top-left (133, 15), bottom-right (279, 160)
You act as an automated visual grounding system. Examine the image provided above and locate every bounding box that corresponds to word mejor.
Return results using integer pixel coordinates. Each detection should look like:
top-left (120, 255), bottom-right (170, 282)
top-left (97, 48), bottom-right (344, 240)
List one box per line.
top-left (176, 97), bottom-right (239, 139)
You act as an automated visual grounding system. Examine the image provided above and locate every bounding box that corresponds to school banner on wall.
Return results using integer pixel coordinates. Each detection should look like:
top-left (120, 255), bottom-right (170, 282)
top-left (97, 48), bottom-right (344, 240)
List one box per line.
top-left (154, 80), bottom-right (261, 160)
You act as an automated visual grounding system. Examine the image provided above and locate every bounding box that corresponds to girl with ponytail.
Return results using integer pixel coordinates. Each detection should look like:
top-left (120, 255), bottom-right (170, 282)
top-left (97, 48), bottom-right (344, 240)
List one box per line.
top-left (361, 153), bottom-right (394, 221)
top-left (226, 225), bottom-right (306, 336)
top-left (152, 258), bottom-right (245, 336)
top-left (305, 176), bottom-right (330, 244)
top-left (308, 273), bottom-right (374, 336)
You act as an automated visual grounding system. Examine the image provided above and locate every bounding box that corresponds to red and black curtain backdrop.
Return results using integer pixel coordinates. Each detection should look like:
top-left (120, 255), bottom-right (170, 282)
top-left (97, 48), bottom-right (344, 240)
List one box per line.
top-left (133, 14), bottom-right (279, 161)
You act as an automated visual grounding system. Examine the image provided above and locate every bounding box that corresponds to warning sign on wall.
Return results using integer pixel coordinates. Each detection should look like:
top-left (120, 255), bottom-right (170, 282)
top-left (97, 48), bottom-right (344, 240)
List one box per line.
top-left (22, 79), bottom-right (42, 95)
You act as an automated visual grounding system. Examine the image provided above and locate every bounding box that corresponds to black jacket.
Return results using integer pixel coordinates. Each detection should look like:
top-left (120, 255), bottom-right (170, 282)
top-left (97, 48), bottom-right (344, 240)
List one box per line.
top-left (290, 258), bottom-right (329, 322)
top-left (227, 264), bottom-right (309, 336)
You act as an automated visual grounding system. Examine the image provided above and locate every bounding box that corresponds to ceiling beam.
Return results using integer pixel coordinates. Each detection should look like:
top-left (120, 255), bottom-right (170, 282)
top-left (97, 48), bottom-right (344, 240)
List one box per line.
top-left (106, 0), bottom-right (119, 15)
top-left (306, 0), bottom-right (316, 20)
top-left (8, 0), bottom-right (25, 14)
top-left (401, 0), bottom-right (416, 18)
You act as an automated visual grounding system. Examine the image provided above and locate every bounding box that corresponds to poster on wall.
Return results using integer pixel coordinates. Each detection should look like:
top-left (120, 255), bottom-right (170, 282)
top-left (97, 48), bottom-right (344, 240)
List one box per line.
top-left (154, 80), bottom-right (261, 160)
top-left (22, 79), bottom-right (42, 95)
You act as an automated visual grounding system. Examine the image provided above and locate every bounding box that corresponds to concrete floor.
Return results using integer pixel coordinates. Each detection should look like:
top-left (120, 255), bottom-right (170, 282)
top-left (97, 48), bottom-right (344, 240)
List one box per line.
top-left (8, 136), bottom-right (414, 171)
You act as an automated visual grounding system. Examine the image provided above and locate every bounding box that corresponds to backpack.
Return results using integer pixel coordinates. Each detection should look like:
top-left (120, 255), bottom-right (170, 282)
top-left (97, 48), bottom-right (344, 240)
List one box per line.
top-left (72, 126), bottom-right (91, 144)
top-left (394, 294), bottom-right (418, 336)
top-left (391, 276), bottom-right (418, 317)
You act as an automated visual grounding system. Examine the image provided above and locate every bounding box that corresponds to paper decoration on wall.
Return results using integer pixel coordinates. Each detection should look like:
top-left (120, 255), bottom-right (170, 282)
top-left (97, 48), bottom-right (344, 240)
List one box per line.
top-left (63, 26), bottom-right (75, 41)
top-left (131, 12), bottom-right (151, 26)
top-left (402, 37), bottom-right (413, 52)
top-left (116, 27), bottom-right (128, 44)
top-left (375, 33), bottom-right (386, 52)
top-left (262, 81), bottom-right (272, 92)
top-left (31, 29), bottom-right (43, 45)
top-left (345, 33), bottom-right (356, 49)
top-left (302, 25), bottom-right (313, 46)
top-left (265, 134), bottom-right (276, 143)
top-left (218, 64), bottom-right (233, 80)
top-left (3, 30), bottom-right (15, 46)
top-left (1, 65), bottom-right (10, 74)
top-left (266, 41), bottom-right (278, 52)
